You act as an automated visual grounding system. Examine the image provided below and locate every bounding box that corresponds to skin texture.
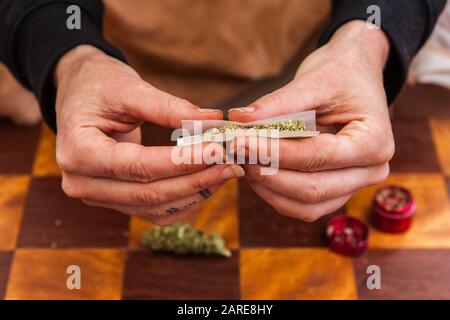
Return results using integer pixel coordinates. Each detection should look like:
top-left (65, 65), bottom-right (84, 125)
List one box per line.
top-left (54, 44), bottom-right (245, 225)
top-left (228, 20), bottom-right (394, 222)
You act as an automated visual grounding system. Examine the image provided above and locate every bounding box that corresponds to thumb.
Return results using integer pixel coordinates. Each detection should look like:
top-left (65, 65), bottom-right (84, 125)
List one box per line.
top-left (125, 83), bottom-right (223, 128)
top-left (111, 127), bottom-right (142, 144)
top-left (227, 82), bottom-right (319, 123)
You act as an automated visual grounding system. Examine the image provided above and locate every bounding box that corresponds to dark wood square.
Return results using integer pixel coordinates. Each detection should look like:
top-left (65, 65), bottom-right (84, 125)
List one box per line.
top-left (394, 84), bottom-right (450, 121)
top-left (238, 181), bottom-right (344, 247)
top-left (0, 119), bottom-right (40, 173)
top-left (17, 177), bottom-right (129, 248)
top-left (141, 123), bottom-right (175, 147)
top-left (354, 249), bottom-right (450, 299)
top-left (122, 250), bottom-right (240, 300)
top-left (0, 251), bottom-right (13, 299)
top-left (389, 120), bottom-right (440, 173)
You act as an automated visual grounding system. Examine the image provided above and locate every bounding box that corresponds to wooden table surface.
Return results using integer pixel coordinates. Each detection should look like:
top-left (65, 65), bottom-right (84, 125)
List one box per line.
top-left (0, 82), bottom-right (450, 300)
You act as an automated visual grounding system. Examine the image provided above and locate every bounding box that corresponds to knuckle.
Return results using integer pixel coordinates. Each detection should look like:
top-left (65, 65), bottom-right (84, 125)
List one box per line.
top-left (123, 146), bottom-right (156, 182)
top-left (61, 177), bottom-right (81, 199)
top-left (165, 96), bottom-right (193, 120)
top-left (190, 174), bottom-right (211, 191)
top-left (56, 128), bottom-right (91, 172)
top-left (373, 139), bottom-right (395, 164)
top-left (299, 149), bottom-right (329, 172)
top-left (128, 159), bottom-right (153, 182)
top-left (384, 140), bottom-right (396, 162)
top-left (269, 92), bottom-right (283, 107)
top-left (261, 92), bottom-right (284, 109)
top-left (165, 95), bottom-right (179, 110)
top-left (56, 144), bottom-right (77, 172)
top-left (135, 187), bottom-right (162, 206)
top-left (300, 180), bottom-right (326, 204)
top-left (177, 161), bottom-right (195, 174)
top-left (167, 95), bottom-right (188, 109)
top-left (374, 164), bottom-right (390, 184)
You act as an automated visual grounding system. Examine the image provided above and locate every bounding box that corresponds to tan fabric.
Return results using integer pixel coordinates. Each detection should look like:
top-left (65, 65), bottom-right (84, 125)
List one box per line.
top-left (104, 0), bottom-right (330, 106)
top-left (409, 1), bottom-right (450, 89)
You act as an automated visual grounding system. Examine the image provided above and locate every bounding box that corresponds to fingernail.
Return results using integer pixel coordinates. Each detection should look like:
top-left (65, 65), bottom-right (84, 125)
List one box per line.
top-left (228, 106), bottom-right (255, 113)
top-left (222, 165), bottom-right (245, 179)
top-left (197, 107), bottom-right (222, 113)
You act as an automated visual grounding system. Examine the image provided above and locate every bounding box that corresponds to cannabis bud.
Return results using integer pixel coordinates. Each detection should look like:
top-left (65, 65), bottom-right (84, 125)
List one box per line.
top-left (142, 223), bottom-right (232, 258)
top-left (212, 119), bottom-right (306, 133)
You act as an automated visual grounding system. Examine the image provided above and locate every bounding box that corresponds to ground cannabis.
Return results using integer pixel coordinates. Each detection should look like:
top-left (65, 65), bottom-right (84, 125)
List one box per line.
top-left (142, 223), bottom-right (232, 258)
top-left (211, 119), bottom-right (306, 133)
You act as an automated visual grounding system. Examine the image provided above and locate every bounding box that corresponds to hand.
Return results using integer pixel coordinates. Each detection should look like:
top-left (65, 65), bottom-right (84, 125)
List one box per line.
top-left (0, 63), bottom-right (41, 125)
top-left (55, 45), bottom-right (244, 225)
top-left (228, 21), bottom-right (394, 222)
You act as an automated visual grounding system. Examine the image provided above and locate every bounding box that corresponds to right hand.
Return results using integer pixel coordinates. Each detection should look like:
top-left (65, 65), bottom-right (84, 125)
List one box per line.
top-left (55, 45), bottom-right (244, 225)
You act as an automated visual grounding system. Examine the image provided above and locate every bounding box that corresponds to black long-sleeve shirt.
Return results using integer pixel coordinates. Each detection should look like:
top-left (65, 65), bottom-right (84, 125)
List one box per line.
top-left (0, 0), bottom-right (447, 131)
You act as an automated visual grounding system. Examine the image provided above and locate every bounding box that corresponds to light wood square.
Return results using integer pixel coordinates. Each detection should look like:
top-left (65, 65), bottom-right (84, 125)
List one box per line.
top-left (240, 248), bottom-right (357, 300)
top-left (347, 173), bottom-right (450, 248)
top-left (5, 249), bottom-right (125, 300)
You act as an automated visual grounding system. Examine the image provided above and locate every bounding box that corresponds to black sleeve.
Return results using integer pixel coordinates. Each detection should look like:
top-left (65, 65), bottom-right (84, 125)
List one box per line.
top-left (318, 0), bottom-right (447, 105)
top-left (0, 0), bottom-right (126, 132)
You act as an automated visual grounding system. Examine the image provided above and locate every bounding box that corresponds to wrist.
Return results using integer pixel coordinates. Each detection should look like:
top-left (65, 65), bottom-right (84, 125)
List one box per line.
top-left (327, 20), bottom-right (390, 72)
top-left (55, 45), bottom-right (107, 86)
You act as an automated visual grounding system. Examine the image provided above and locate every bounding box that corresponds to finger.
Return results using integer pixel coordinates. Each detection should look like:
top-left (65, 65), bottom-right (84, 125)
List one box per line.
top-left (82, 184), bottom-right (223, 225)
top-left (123, 83), bottom-right (223, 128)
top-left (110, 127), bottom-right (141, 144)
top-left (248, 182), bottom-right (351, 222)
top-left (245, 164), bottom-right (389, 204)
top-left (236, 129), bottom-right (394, 171)
top-left (57, 127), bottom-right (227, 181)
top-left (278, 131), bottom-right (394, 170)
top-left (227, 82), bottom-right (320, 123)
top-left (62, 164), bottom-right (244, 206)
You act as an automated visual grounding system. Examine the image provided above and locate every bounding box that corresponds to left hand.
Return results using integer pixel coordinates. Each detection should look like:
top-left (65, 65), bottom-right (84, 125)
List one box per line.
top-left (228, 21), bottom-right (394, 222)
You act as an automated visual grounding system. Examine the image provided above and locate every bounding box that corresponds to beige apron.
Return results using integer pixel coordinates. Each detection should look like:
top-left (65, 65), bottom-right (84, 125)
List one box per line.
top-left (104, 0), bottom-right (330, 106)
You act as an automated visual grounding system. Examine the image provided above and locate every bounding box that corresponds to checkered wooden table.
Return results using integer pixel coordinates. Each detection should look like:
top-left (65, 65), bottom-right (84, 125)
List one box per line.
top-left (0, 83), bottom-right (450, 300)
